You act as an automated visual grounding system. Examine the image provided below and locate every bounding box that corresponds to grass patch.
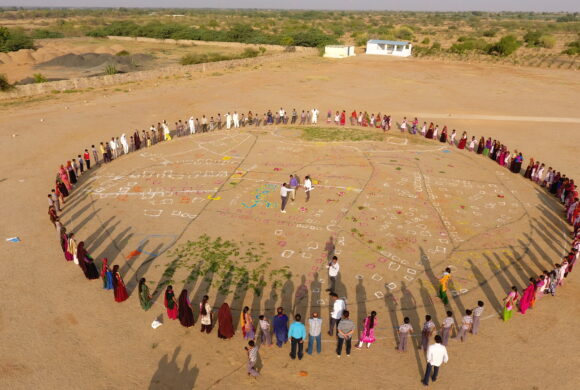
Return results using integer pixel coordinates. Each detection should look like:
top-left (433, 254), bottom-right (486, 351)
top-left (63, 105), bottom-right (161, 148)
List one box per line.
top-left (298, 126), bottom-right (385, 142)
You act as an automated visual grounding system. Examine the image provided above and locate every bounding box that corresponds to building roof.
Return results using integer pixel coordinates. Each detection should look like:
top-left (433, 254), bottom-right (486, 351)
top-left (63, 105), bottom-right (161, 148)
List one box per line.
top-left (325, 45), bottom-right (354, 48)
top-left (367, 39), bottom-right (410, 46)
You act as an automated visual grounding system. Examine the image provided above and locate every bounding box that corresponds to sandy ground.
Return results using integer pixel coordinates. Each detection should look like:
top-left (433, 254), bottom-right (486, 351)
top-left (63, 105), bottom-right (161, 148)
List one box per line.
top-left (0, 55), bottom-right (579, 390)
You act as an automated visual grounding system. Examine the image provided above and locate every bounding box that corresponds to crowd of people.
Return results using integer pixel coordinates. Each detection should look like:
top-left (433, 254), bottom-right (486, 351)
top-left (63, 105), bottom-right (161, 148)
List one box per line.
top-left (47, 106), bottom-right (578, 385)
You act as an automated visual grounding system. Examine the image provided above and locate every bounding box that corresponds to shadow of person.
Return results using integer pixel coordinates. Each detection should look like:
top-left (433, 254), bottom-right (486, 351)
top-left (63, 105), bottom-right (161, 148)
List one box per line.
top-left (149, 346), bottom-right (199, 390)
top-left (384, 287), bottom-right (399, 342)
top-left (293, 275), bottom-right (308, 317)
top-left (417, 278), bottom-right (438, 326)
top-left (324, 236), bottom-right (336, 263)
top-left (355, 278), bottom-right (367, 335)
top-left (281, 278), bottom-right (294, 315)
top-left (309, 272), bottom-right (321, 316)
top-left (467, 258), bottom-right (503, 315)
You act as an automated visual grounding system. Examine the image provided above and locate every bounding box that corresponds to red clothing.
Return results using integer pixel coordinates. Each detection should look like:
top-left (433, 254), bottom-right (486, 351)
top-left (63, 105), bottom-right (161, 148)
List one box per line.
top-left (83, 152), bottom-right (90, 160)
top-left (113, 272), bottom-right (129, 302)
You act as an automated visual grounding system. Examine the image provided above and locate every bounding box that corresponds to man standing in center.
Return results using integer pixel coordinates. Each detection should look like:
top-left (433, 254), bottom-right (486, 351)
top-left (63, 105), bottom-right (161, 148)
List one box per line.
top-left (326, 256), bottom-right (339, 293)
top-left (423, 335), bottom-right (449, 386)
top-left (288, 314), bottom-right (306, 360)
top-left (307, 312), bottom-right (322, 355)
top-left (289, 175), bottom-right (299, 201)
top-left (328, 292), bottom-right (345, 336)
top-left (336, 310), bottom-right (354, 358)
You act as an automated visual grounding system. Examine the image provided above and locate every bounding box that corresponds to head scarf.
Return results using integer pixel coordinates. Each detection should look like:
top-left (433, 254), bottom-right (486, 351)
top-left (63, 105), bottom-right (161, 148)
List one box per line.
top-left (218, 303), bottom-right (235, 338)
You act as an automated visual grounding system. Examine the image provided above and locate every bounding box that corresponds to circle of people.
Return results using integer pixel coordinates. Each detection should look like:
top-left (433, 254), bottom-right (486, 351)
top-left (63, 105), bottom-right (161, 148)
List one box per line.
top-left (47, 106), bottom-right (580, 385)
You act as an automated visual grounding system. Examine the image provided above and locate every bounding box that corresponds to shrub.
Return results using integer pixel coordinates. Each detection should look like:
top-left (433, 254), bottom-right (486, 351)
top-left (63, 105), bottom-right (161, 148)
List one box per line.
top-left (488, 35), bottom-right (522, 56)
top-left (482, 29), bottom-right (497, 37)
top-left (523, 30), bottom-right (543, 46)
top-left (450, 38), bottom-right (489, 54)
top-left (539, 35), bottom-right (556, 49)
top-left (32, 29), bottom-right (64, 39)
top-left (33, 73), bottom-right (47, 83)
top-left (241, 48), bottom-right (259, 58)
top-left (115, 50), bottom-right (130, 56)
top-left (395, 27), bottom-right (414, 41)
top-left (562, 40), bottom-right (580, 55)
top-left (421, 37), bottom-right (430, 44)
top-left (0, 27), bottom-right (34, 52)
top-left (104, 64), bottom-right (118, 75)
top-left (0, 73), bottom-right (14, 91)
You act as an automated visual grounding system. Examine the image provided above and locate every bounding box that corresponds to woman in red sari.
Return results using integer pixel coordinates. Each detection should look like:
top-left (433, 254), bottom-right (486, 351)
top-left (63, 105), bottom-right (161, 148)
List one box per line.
top-left (340, 110), bottom-right (346, 126)
top-left (217, 303), bottom-right (235, 339)
top-left (425, 122), bottom-right (434, 139)
top-left (164, 285), bottom-right (178, 320)
top-left (177, 289), bottom-right (195, 327)
top-left (362, 111), bottom-right (369, 127)
top-left (66, 161), bottom-right (77, 185)
top-left (112, 265), bottom-right (129, 302)
top-left (439, 126), bottom-right (448, 143)
top-left (519, 277), bottom-right (536, 314)
top-left (457, 132), bottom-right (468, 149)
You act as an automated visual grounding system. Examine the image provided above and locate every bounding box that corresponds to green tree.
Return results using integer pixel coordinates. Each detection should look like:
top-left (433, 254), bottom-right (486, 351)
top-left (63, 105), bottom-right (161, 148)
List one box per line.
top-left (0, 27), bottom-right (33, 52)
top-left (488, 35), bottom-right (521, 56)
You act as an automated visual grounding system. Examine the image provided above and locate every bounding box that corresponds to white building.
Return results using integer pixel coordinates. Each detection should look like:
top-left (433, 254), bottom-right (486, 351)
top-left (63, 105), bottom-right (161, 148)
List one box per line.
top-left (323, 45), bottom-right (356, 58)
top-left (365, 40), bottom-right (412, 57)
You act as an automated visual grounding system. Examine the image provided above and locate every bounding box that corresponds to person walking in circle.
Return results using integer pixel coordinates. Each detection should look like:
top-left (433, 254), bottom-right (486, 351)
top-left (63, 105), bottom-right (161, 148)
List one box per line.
top-left (422, 335), bottom-right (449, 386)
top-left (326, 256), bottom-right (339, 293)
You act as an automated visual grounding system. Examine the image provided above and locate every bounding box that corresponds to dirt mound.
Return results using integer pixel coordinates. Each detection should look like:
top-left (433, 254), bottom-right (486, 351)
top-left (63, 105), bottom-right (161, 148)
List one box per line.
top-left (38, 53), bottom-right (153, 69)
top-left (8, 49), bottom-right (35, 65)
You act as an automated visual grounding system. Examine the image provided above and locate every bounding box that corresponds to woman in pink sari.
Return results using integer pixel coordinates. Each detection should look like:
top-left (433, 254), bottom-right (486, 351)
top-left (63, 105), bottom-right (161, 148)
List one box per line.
top-left (519, 278), bottom-right (536, 314)
top-left (59, 165), bottom-right (72, 191)
top-left (357, 311), bottom-right (377, 349)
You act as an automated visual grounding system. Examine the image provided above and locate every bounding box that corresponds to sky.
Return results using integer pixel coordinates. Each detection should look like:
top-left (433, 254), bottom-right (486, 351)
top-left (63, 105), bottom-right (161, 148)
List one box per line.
top-left (0, 1), bottom-right (578, 13)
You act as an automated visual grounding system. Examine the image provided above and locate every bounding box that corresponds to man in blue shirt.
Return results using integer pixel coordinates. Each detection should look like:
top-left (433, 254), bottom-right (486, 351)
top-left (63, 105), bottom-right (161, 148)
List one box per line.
top-left (288, 314), bottom-right (307, 360)
top-left (289, 175), bottom-right (299, 201)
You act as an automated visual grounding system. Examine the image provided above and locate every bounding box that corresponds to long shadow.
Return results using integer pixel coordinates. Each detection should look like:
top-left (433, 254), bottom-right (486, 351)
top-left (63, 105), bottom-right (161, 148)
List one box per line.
top-left (308, 272), bottom-right (321, 317)
top-left (280, 278), bottom-right (294, 315)
top-left (399, 281), bottom-right (423, 376)
top-left (335, 272), bottom-right (347, 299)
top-left (419, 246), bottom-right (439, 292)
top-left (484, 253), bottom-right (512, 293)
top-left (263, 284), bottom-right (279, 319)
top-left (467, 259), bottom-right (503, 314)
top-left (230, 277), bottom-right (249, 329)
top-left (324, 236), bottom-right (335, 263)
top-left (532, 219), bottom-right (564, 256)
top-left (384, 288), bottom-right (400, 343)
top-left (493, 252), bottom-right (526, 289)
top-left (293, 275), bottom-right (308, 317)
top-left (85, 217), bottom-right (117, 253)
top-left (417, 278), bottom-right (438, 326)
top-left (149, 346), bottom-right (198, 390)
top-left (505, 246), bottom-right (539, 283)
top-left (152, 258), bottom-right (181, 304)
top-left (67, 207), bottom-right (102, 237)
top-left (355, 278), bottom-right (367, 337)
top-left (126, 243), bottom-right (164, 295)
top-left (251, 277), bottom-right (265, 319)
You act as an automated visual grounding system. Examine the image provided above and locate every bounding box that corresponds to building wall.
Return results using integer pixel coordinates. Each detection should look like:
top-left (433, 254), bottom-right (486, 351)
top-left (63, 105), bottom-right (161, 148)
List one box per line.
top-left (323, 46), bottom-right (355, 58)
top-left (366, 43), bottom-right (412, 57)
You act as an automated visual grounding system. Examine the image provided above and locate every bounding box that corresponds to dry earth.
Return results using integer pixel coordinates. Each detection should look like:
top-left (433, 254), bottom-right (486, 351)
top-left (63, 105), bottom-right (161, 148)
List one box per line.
top-left (0, 54), bottom-right (579, 390)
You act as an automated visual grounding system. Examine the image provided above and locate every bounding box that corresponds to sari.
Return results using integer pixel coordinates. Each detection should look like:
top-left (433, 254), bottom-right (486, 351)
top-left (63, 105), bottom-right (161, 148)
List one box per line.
top-left (178, 290), bottom-right (195, 327)
top-left (59, 167), bottom-right (72, 191)
top-left (438, 272), bottom-right (451, 305)
top-left (101, 258), bottom-right (113, 290)
top-left (519, 282), bottom-right (536, 314)
top-left (217, 303), bottom-right (235, 339)
top-left (112, 271), bottom-right (129, 302)
top-left (139, 283), bottom-right (152, 311)
top-left (241, 311), bottom-right (255, 339)
top-left (62, 232), bottom-right (73, 261)
top-left (164, 290), bottom-right (178, 319)
top-left (503, 291), bottom-right (519, 321)
top-left (457, 135), bottom-right (467, 149)
top-left (425, 123), bottom-right (434, 139)
top-left (340, 111), bottom-right (346, 125)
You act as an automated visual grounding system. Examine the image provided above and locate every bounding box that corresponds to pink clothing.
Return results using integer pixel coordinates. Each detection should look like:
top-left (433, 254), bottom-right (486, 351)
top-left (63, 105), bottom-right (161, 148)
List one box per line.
top-left (519, 283), bottom-right (535, 314)
top-left (59, 168), bottom-right (72, 190)
top-left (360, 316), bottom-right (377, 343)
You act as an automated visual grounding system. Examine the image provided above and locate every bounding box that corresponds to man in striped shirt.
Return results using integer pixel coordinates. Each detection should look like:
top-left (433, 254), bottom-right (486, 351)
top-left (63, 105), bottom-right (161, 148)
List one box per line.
top-left (245, 340), bottom-right (260, 378)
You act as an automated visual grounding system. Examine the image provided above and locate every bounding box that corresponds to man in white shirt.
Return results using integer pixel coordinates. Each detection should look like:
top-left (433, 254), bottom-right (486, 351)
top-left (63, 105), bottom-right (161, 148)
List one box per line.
top-left (280, 183), bottom-right (290, 213)
top-left (423, 335), bottom-right (449, 386)
top-left (328, 292), bottom-right (345, 336)
top-left (325, 256), bottom-right (339, 293)
top-left (311, 108), bottom-right (319, 124)
top-left (307, 312), bottom-right (322, 355)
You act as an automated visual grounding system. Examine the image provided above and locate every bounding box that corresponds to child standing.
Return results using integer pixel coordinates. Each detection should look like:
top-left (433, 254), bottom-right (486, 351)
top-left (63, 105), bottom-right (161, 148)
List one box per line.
top-left (259, 315), bottom-right (272, 346)
top-left (397, 317), bottom-right (413, 352)
top-left (83, 149), bottom-right (91, 170)
top-left (440, 311), bottom-right (455, 346)
top-left (456, 309), bottom-right (473, 342)
top-left (471, 301), bottom-right (484, 334)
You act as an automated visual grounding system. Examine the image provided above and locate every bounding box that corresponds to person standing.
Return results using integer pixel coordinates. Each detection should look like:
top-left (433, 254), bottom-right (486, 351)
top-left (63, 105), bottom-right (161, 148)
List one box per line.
top-left (328, 293), bottom-right (345, 336)
top-left (455, 309), bottom-right (473, 342)
top-left (311, 108), bottom-right (319, 124)
top-left (272, 307), bottom-right (289, 347)
top-left (291, 109), bottom-right (297, 124)
top-left (259, 315), bottom-right (272, 346)
top-left (326, 256), bottom-right (339, 293)
top-left (50, 189), bottom-right (61, 212)
top-left (471, 301), bottom-right (484, 334)
top-left (241, 306), bottom-right (255, 340)
top-left (101, 258), bottom-right (113, 290)
top-left (519, 277), bottom-right (536, 314)
top-left (502, 286), bottom-right (519, 322)
top-left (233, 111), bottom-right (240, 128)
top-left (397, 317), bottom-right (413, 352)
top-left (307, 312), bottom-right (322, 354)
top-left (138, 277), bottom-right (152, 311)
top-left (289, 175), bottom-right (299, 201)
top-left (422, 335), bottom-right (449, 386)
top-left (304, 175), bottom-right (313, 202)
top-left (178, 289), bottom-right (195, 328)
top-left (245, 340), bottom-right (260, 378)
top-left (217, 303), bottom-right (235, 339)
top-left (91, 145), bottom-right (99, 165)
top-left (440, 311), bottom-right (455, 346)
top-left (357, 311), bottom-right (377, 349)
top-left (83, 149), bottom-right (91, 170)
top-left (421, 315), bottom-right (436, 352)
top-left (164, 285), bottom-right (179, 320)
top-left (199, 295), bottom-right (213, 333)
top-left (438, 268), bottom-right (452, 305)
top-left (288, 314), bottom-right (306, 360)
top-left (280, 183), bottom-right (290, 213)
top-left (111, 265), bottom-right (129, 302)
top-left (336, 310), bottom-right (354, 357)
